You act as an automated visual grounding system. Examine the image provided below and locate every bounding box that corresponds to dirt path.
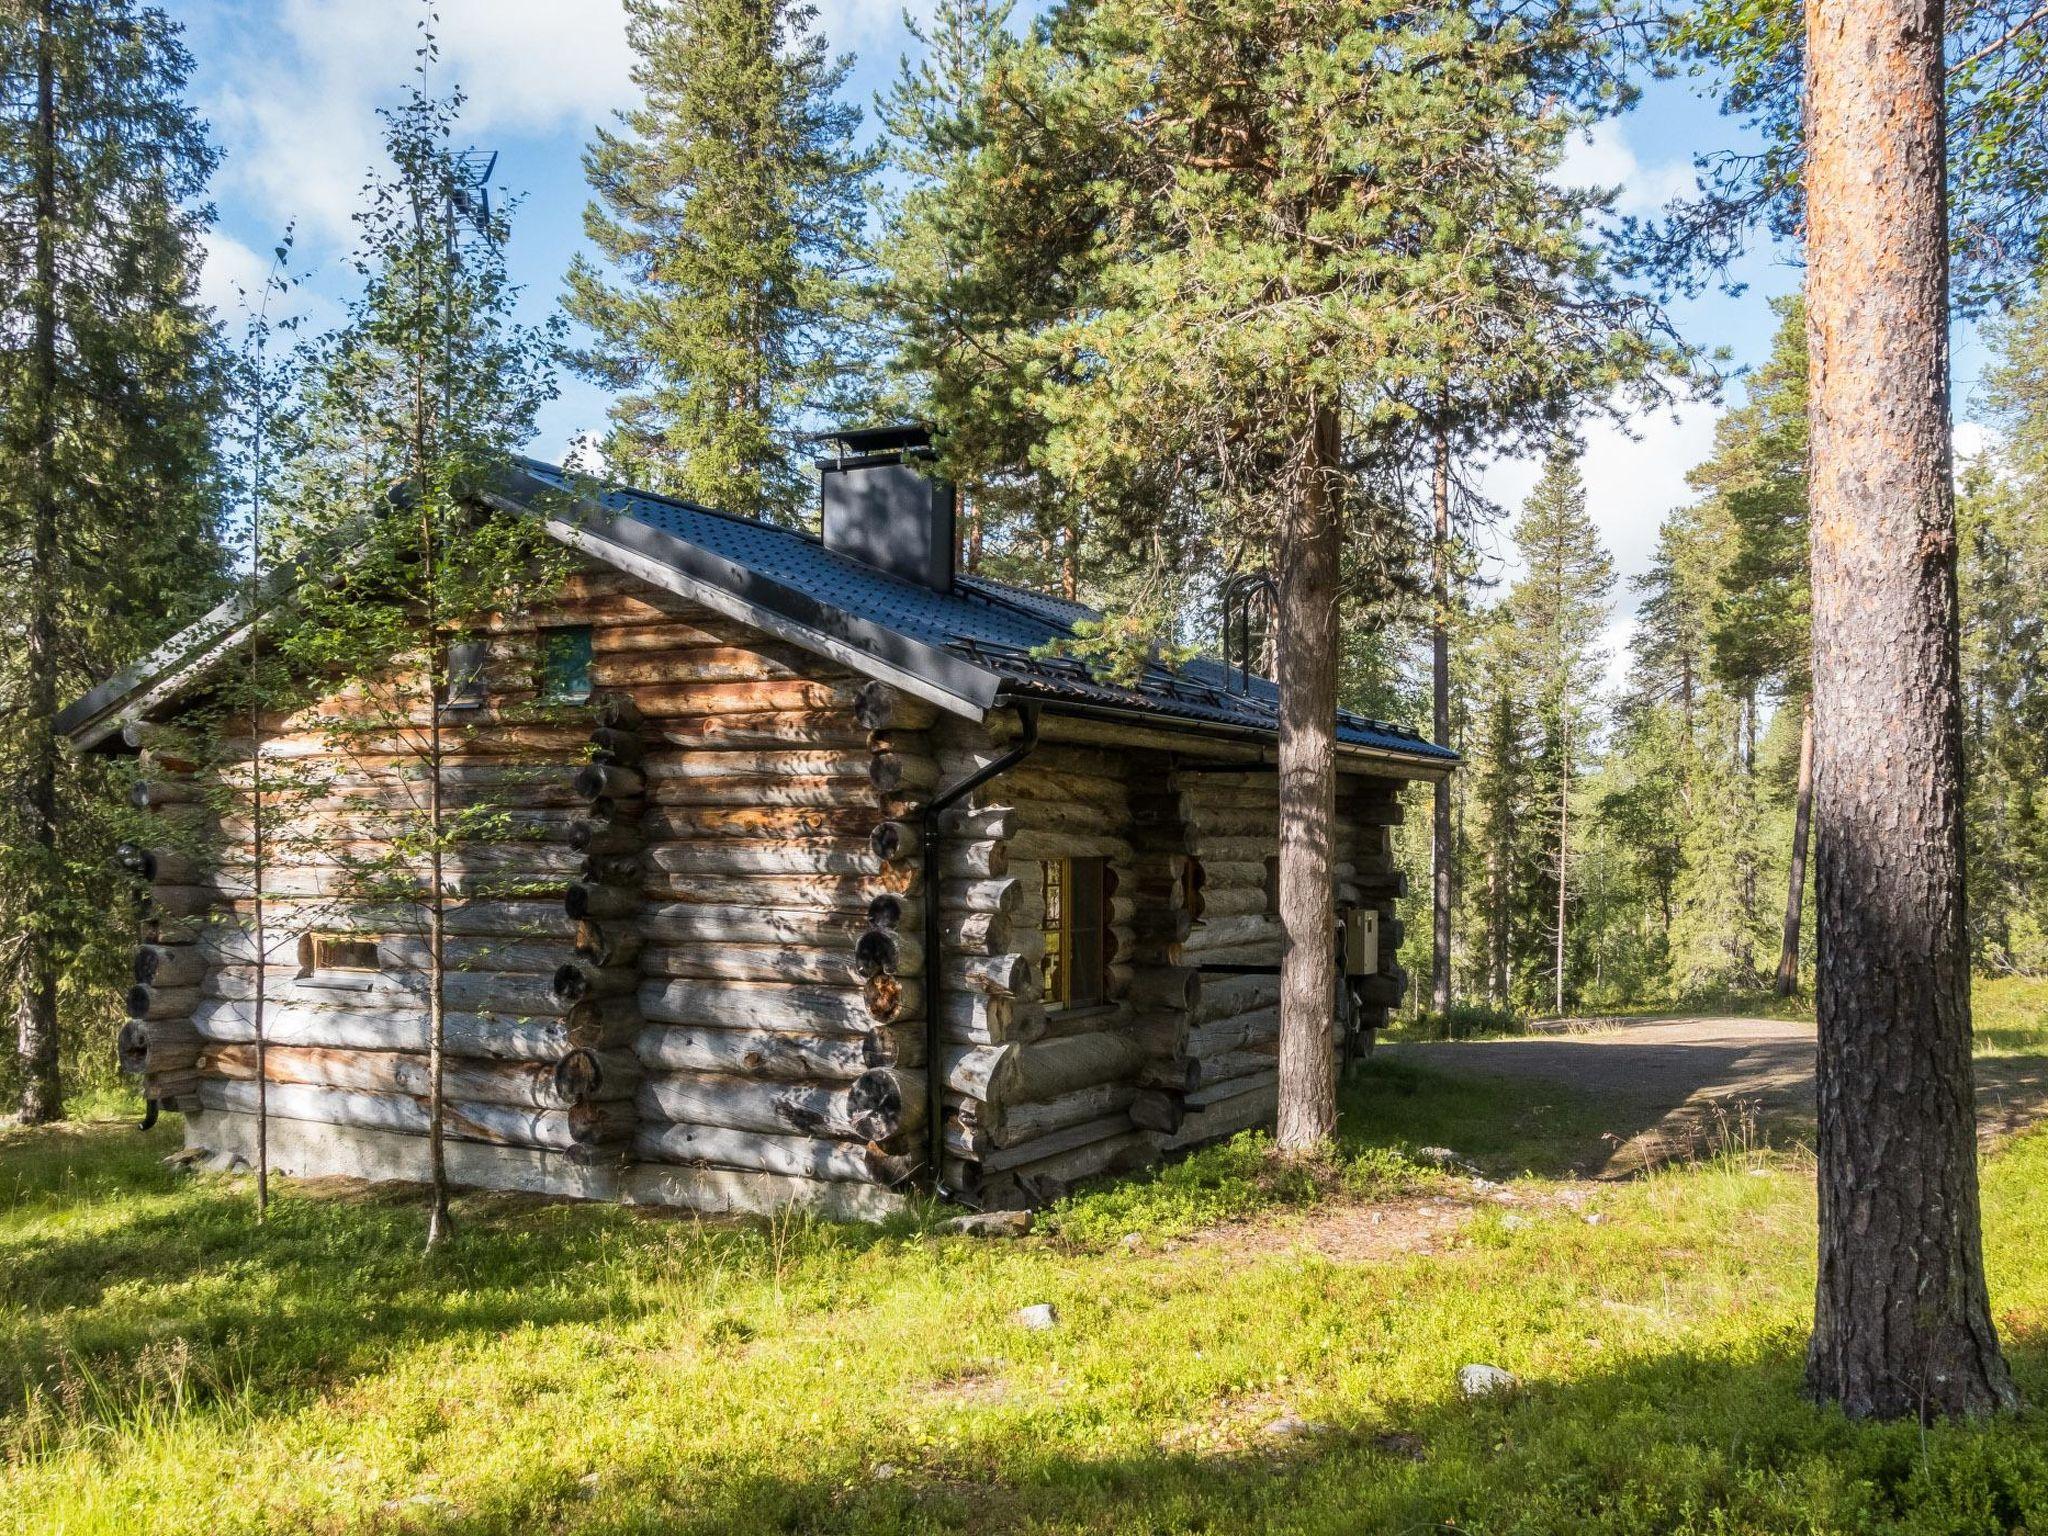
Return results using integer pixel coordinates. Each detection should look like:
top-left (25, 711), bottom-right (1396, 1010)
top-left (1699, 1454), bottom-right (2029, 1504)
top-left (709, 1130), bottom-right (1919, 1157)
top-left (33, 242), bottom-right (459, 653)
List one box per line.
top-left (1388, 1015), bottom-right (2048, 1173)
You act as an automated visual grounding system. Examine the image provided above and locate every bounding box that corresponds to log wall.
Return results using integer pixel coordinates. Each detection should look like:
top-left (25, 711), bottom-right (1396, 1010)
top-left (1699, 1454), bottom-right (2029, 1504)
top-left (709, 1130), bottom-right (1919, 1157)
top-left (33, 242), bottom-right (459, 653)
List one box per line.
top-left (135, 560), bottom-right (1414, 1218)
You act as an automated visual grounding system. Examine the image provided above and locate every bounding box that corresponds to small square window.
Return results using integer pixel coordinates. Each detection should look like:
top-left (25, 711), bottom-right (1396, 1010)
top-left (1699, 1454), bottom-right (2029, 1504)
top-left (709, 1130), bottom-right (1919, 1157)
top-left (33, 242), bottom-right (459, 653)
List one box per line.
top-left (540, 625), bottom-right (593, 704)
top-left (444, 639), bottom-right (488, 709)
top-left (306, 934), bottom-right (380, 974)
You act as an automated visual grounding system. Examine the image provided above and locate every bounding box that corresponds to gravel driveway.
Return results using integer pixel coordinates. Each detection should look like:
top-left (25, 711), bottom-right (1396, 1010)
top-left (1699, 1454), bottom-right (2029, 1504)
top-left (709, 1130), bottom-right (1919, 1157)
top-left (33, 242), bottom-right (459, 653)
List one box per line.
top-left (1387, 1015), bottom-right (2048, 1173)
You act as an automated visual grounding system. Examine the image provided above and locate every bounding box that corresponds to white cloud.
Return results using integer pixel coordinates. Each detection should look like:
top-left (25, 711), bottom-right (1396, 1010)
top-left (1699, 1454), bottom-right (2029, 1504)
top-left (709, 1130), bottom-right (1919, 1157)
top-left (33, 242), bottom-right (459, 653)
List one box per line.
top-left (196, 228), bottom-right (270, 321)
top-left (1953, 419), bottom-right (1996, 466)
top-left (1476, 392), bottom-right (1718, 595)
top-left (1559, 121), bottom-right (1697, 218)
top-left (206, 0), bottom-right (637, 243)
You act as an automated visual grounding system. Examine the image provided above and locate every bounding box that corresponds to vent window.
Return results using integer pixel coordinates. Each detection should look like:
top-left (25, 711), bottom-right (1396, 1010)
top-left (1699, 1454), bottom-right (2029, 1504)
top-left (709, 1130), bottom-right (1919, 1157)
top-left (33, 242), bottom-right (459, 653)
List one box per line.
top-left (305, 934), bottom-right (380, 975)
top-left (444, 639), bottom-right (487, 709)
top-left (540, 625), bottom-right (594, 703)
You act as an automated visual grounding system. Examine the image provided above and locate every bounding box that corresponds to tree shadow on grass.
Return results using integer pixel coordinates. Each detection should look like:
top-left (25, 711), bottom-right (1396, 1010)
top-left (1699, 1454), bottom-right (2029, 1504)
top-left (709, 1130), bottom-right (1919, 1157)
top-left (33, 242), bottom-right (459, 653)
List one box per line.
top-left (0, 1118), bottom-right (916, 1434)
top-left (386, 1324), bottom-right (2048, 1536)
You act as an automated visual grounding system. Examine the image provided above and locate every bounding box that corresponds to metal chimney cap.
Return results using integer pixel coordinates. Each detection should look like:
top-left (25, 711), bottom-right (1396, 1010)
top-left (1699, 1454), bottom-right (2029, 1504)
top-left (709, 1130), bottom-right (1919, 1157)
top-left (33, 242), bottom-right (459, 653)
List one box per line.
top-left (806, 424), bottom-right (935, 459)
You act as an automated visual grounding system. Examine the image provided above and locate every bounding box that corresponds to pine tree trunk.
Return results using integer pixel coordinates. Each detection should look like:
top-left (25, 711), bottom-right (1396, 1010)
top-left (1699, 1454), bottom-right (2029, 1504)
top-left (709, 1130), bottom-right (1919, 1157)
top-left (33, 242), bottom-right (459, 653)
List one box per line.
top-left (1430, 426), bottom-right (1453, 1017)
top-left (1803, 0), bottom-right (2016, 1417)
top-left (1554, 708), bottom-right (1569, 1017)
top-left (1776, 702), bottom-right (1813, 996)
top-left (1274, 402), bottom-right (1342, 1151)
top-left (16, 0), bottom-right (63, 1125)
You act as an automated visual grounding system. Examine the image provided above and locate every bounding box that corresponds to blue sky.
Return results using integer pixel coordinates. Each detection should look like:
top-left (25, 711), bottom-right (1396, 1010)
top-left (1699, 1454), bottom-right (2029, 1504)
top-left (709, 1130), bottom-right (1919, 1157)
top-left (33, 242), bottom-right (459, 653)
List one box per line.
top-left (168, 0), bottom-right (1995, 668)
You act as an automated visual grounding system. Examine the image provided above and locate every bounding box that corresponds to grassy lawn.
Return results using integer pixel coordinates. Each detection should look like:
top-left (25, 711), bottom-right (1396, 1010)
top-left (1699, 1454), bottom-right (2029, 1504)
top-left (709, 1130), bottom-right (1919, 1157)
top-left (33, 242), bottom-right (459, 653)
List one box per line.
top-left (5, 993), bottom-right (2048, 1534)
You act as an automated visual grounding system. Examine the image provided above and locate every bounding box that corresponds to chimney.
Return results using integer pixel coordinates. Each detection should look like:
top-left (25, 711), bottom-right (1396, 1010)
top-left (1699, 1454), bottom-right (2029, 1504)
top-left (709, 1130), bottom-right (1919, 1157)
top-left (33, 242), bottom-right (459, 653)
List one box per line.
top-left (813, 426), bottom-right (956, 592)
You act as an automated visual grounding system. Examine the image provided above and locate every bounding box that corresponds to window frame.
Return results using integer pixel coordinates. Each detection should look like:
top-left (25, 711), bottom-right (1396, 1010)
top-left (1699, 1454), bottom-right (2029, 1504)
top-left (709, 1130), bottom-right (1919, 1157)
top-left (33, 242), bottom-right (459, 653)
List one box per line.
top-left (1041, 855), bottom-right (1110, 1011)
top-left (443, 638), bottom-right (488, 710)
top-left (299, 932), bottom-right (382, 991)
top-left (538, 624), bottom-right (595, 705)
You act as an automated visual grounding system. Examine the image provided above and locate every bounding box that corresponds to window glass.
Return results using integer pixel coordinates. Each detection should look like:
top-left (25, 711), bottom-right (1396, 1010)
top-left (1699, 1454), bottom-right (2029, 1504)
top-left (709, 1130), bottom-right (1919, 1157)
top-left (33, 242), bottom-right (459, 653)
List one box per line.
top-left (310, 935), bottom-right (380, 973)
top-left (541, 625), bottom-right (594, 703)
top-left (444, 639), bottom-right (487, 709)
top-left (1041, 857), bottom-right (1109, 1009)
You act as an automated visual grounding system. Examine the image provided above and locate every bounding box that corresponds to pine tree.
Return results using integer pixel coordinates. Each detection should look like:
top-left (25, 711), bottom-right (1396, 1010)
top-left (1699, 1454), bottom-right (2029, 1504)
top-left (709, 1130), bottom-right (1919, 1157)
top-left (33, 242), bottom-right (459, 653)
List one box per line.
top-left (926, 0), bottom-right (1668, 1145)
top-left (275, 56), bottom-right (565, 1248)
top-left (565, 0), bottom-right (875, 525)
top-left (1962, 297), bottom-right (2048, 973)
top-left (1690, 297), bottom-right (1811, 993)
top-left (0, 0), bottom-right (226, 1120)
top-left (1505, 443), bottom-right (1613, 1015)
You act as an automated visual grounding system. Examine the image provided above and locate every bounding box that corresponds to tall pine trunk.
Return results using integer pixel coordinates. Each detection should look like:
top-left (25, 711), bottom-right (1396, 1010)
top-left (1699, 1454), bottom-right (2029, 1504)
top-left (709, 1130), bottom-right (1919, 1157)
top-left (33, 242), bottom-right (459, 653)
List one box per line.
top-left (17, 0), bottom-right (62, 1124)
top-left (1274, 401), bottom-right (1342, 1151)
top-left (1775, 702), bottom-right (1813, 996)
top-left (1554, 708), bottom-right (1569, 1017)
top-left (1430, 426), bottom-right (1452, 1017)
top-left (1803, 0), bottom-right (2015, 1416)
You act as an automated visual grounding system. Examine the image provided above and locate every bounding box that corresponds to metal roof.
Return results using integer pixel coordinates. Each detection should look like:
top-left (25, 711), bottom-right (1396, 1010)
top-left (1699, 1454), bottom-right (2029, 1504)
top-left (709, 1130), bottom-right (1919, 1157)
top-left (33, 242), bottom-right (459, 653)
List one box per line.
top-left (511, 460), bottom-right (1456, 767)
top-left (57, 456), bottom-right (1455, 771)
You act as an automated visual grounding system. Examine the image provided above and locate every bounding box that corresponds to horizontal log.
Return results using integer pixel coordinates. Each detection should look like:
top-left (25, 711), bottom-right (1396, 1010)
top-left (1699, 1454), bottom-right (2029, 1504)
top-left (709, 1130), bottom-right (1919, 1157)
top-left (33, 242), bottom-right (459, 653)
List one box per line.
top-left (221, 898), bottom-right (576, 942)
top-left (645, 774), bottom-right (885, 809)
top-left (1159, 1080), bottom-right (1277, 1151)
top-left (130, 779), bottom-right (204, 810)
top-left (640, 904), bottom-right (872, 949)
top-left (1011, 1032), bottom-right (1147, 1101)
top-left (197, 1078), bottom-right (626, 1152)
top-left (551, 959), bottom-right (640, 1003)
top-left (637, 1067), bottom-right (922, 1142)
top-left (133, 943), bottom-right (204, 988)
top-left (642, 711), bottom-right (870, 751)
top-left (591, 619), bottom-right (730, 653)
top-left (564, 882), bottom-right (637, 921)
top-left (1129, 1089), bottom-right (1186, 1134)
top-left (588, 726), bottom-right (645, 767)
top-left (189, 998), bottom-right (636, 1059)
top-left (868, 754), bottom-right (938, 794)
top-left (127, 984), bottom-right (198, 1021)
top-left (643, 805), bottom-right (878, 841)
top-left (945, 1128), bottom-right (1152, 1203)
top-left (622, 1160), bottom-right (905, 1220)
top-left (635, 1022), bottom-right (917, 1080)
top-left (1125, 967), bottom-right (1200, 1012)
top-left (591, 644), bottom-right (810, 687)
top-left (853, 928), bottom-right (921, 979)
top-left (635, 1121), bottom-right (913, 1186)
top-left (638, 944), bottom-right (858, 986)
top-left (198, 1042), bottom-right (631, 1111)
top-left (186, 1108), bottom-right (623, 1203)
top-left (854, 681), bottom-right (937, 732)
top-left (642, 841), bottom-right (884, 879)
top-left (619, 679), bottom-right (863, 717)
top-left (573, 763), bottom-right (644, 800)
top-left (643, 748), bottom-right (878, 781)
top-left (973, 1080), bottom-right (1137, 1149)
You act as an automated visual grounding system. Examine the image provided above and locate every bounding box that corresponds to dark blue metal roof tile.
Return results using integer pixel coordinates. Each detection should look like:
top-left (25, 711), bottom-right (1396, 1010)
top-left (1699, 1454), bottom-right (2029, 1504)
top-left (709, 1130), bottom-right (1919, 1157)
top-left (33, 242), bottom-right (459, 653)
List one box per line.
top-left (518, 459), bottom-right (1456, 765)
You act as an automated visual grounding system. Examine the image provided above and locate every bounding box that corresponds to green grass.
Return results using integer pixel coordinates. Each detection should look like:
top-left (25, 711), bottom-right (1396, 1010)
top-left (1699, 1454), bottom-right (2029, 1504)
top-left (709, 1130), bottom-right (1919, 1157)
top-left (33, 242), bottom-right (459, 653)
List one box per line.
top-left (6, 1049), bottom-right (2048, 1533)
top-left (1974, 975), bottom-right (2048, 1057)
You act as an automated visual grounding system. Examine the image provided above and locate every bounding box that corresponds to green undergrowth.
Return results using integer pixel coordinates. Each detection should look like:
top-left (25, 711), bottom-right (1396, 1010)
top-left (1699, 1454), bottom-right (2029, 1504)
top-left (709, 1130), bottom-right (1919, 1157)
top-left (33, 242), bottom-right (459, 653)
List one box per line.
top-left (1387, 1000), bottom-right (1530, 1042)
top-left (6, 1054), bottom-right (2048, 1534)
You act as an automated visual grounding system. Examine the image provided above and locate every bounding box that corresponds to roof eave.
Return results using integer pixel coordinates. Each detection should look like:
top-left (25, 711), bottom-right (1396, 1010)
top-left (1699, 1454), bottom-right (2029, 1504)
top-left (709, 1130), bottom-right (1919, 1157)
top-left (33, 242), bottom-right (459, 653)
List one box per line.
top-left (1009, 692), bottom-right (1457, 778)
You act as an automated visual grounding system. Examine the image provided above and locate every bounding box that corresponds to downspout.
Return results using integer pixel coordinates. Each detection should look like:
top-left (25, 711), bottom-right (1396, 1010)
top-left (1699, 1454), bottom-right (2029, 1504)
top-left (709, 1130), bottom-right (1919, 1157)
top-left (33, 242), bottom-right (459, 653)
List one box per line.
top-left (921, 702), bottom-right (1041, 1199)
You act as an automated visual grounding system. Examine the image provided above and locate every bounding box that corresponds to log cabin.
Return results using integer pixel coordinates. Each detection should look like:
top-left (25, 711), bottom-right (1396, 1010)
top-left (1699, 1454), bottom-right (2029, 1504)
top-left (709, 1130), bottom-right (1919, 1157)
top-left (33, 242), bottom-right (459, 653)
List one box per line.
top-left (59, 429), bottom-right (1456, 1219)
